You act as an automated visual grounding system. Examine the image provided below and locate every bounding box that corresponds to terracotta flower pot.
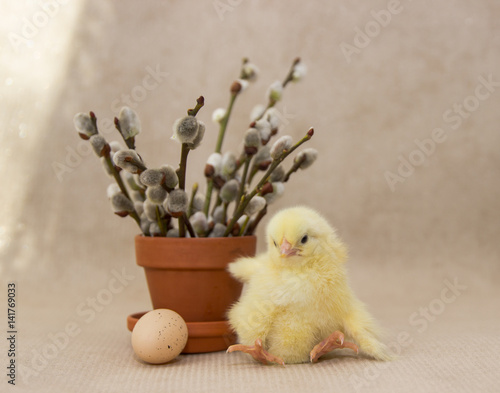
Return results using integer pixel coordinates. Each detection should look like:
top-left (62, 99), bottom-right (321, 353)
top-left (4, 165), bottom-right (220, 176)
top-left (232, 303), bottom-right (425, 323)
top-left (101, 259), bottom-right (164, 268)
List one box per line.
top-left (129, 235), bottom-right (256, 353)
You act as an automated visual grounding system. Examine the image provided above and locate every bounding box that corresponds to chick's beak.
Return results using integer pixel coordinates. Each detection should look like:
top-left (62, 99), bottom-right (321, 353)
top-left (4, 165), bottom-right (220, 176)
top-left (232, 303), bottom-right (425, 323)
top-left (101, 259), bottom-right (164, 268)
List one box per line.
top-left (280, 238), bottom-right (299, 258)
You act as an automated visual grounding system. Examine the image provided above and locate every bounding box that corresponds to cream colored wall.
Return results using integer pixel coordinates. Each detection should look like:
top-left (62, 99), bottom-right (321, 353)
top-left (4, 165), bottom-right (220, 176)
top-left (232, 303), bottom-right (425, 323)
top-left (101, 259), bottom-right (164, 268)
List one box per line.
top-left (1, 1), bottom-right (499, 297)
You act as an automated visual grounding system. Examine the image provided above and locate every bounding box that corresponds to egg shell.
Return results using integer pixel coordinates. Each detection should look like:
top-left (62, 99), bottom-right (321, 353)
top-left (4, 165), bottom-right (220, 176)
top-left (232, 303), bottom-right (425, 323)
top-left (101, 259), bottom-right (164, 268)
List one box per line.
top-left (131, 309), bottom-right (188, 364)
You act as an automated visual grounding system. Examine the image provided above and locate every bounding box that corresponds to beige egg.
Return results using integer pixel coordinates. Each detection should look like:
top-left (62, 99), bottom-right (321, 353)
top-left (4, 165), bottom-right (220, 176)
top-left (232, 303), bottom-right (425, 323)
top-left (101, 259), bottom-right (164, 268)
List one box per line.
top-left (131, 309), bottom-right (188, 364)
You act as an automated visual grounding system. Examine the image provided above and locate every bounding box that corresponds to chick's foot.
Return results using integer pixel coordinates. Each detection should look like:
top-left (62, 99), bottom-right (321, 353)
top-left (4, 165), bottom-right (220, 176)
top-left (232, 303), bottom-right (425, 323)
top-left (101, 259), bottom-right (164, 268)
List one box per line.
top-left (227, 338), bottom-right (285, 366)
top-left (310, 331), bottom-right (359, 363)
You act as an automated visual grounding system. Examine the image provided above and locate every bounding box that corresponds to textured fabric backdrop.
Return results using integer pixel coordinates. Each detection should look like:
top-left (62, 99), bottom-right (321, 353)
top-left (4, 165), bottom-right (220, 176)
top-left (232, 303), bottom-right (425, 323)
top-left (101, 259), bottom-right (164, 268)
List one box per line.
top-left (1, 1), bottom-right (499, 392)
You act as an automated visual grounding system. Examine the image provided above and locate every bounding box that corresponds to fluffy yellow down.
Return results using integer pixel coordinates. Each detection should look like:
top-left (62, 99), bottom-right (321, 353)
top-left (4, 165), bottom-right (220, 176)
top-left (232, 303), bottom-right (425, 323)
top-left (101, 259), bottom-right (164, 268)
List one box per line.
top-left (228, 206), bottom-right (391, 364)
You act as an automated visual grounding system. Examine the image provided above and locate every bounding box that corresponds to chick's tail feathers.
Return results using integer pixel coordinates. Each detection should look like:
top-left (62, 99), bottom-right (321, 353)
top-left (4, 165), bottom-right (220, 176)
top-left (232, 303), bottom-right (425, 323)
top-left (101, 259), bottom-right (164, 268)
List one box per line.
top-left (342, 300), bottom-right (394, 361)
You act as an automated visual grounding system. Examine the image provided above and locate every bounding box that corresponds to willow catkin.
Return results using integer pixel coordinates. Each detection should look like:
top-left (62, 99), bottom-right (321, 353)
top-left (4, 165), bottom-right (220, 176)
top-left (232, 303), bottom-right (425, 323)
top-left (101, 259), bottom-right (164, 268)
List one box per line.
top-left (270, 136), bottom-right (293, 159)
top-left (146, 185), bottom-right (167, 205)
top-left (140, 169), bottom-right (164, 187)
top-left (118, 107), bottom-right (141, 140)
top-left (172, 116), bottom-right (199, 143)
top-left (73, 113), bottom-right (97, 138)
top-left (165, 189), bottom-right (188, 217)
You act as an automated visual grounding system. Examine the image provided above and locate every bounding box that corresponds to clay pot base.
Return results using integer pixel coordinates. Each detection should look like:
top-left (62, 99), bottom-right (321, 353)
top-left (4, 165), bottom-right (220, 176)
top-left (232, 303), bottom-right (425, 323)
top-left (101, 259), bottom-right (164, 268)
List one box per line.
top-left (127, 312), bottom-right (237, 353)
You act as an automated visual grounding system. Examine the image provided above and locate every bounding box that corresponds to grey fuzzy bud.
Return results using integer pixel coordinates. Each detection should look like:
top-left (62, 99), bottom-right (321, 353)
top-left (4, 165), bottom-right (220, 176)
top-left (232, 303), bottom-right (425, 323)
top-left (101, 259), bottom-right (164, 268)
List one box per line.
top-left (267, 81), bottom-right (283, 102)
top-left (143, 200), bottom-right (159, 221)
top-left (186, 121), bottom-right (205, 150)
top-left (221, 152), bottom-right (237, 179)
top-left (172, 116), bottom-right (199, 144)
top-left (146, 185), bottom-right (167, 205)
top-left (270, 136), bottom-right (293, 159)
top-left (134, 201), bottom-right (144, 216)
top-left (244, 128), bottom-right (261, 147)
top-left (237, 215), bottom-right (248, 227)
top-left (130, 191), bottom-right (144, 203)
top-left (192, 194), bottom-right (205, 212)
top-left (264, 108), bottom-right (280, 130)
top-left (109, 141), bottom-right (123, 153)
top-left (149, 222), bottom-right (161, 236)
top-left (254, 119), bottom-right (272, 144)
top-left (253, 146), bottom-right (271, 168)
top-left (140, 169), bottom-right (164, 187)
top-left (165, 189), bottom-right (188, 217)
top-left (207, 153), bottom-right (222, 169)
top-left (160, 165), bottom-right (179, 189)
top-left (264, 182), bottom-right (285, 204)
top-left (73, 112), bottom-right (97, 138)
top-left (190, 212), bottom-right (208, 235)
top-left (213, 205), bottom-right (224, 223)
top-left (118, 107), bottom-right (141, 139)
top-left (140, 216), bottom-right (152, 235)
top-left (295, 148), bottom-right (318, 169)
top-left (205, 153), bottom-right (222, 177)
top-left (90, 135), bottom-right (109, 157)
top-left (241, 62), bottom-right (259, 81)
top-left (292, 62), bottom-right (307, 82)
top-left (111, 193), bottom-right (134, 214)
top-left (270, 165), bottom-right (285, 182)
top-left (107, 184), bottom-right (121, 198)
top-left (167, 228), bottom-right (179, 238)
top-left (250, 104), bottom-right (265, 122)
top-left (212, 108), bottom-right (226, 123)
top-left (113, 149), bottom-right (146, 174)
top-left (210, 223), bottom-right (227, 238)
top-left (220, 179), bottom-right (239, 203)
top-left (244, 128), bottom-right (261, 155)
top-left (244, 196), bottom-right (266, 216)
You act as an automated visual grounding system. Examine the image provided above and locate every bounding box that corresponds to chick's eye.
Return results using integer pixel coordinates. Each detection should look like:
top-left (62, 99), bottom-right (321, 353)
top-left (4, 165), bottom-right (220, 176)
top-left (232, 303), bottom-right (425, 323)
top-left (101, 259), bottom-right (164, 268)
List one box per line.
top-left (273, 240), bottom-right (278, 248)
top-left (301, 235), bottom-right (308, 244)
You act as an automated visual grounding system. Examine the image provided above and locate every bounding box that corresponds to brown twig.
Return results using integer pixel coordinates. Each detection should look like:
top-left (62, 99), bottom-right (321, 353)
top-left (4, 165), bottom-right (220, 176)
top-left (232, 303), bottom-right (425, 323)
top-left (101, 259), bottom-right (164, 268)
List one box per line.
top-left (253, 57), bottom-right (301, 122)
top-left (246, 205), bottom-right (267, 235)
top-left (183, 213), bottom-right (196, 238)
top-left (224, 128), bottom-right (314, 236)
top-left (283, 155), bottom-right (306, 182)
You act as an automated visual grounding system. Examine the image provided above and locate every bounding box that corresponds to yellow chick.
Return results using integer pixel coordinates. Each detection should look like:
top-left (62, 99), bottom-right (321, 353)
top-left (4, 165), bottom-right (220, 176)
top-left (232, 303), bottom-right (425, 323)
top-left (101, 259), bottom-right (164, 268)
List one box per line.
top-left (227, 206), bottom-right (392, 365)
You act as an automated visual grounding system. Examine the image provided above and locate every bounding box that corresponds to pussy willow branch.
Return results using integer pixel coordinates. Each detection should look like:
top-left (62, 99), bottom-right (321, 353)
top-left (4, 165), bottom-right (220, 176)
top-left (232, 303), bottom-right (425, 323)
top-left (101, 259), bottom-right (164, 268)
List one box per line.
top-left (102, 136), bottom-right (142, 232)
top-left (235, 156), bottom-right (251, 214)
top-left (204, 92), bottom-right (238, 216)
top-left (215, 93), bottom-right (237, 153)
top-left (246, 162), bottom-right (263, 186)
top-left (253, 57), bottom-right (300, 122)
top-left (182, 213), bottom-right (196, 238)
top-left (113, 118), bottom-right (136, 149)
top-left (177, 96), bottom-right (204, 237)
top-left (187, 182), bottom-right (198, 218)
top-left (177, 143), bottom-right (190, 238)
top-left (155, 206), bottom-right (167, 236)
top-left (246, 205), bottom-right (267, 236)
top-left (211, 193), bottom-right (222, 217)
top-left (282, 57), bottom-right (301, 88)
top-left (224, 128), bottom-right (314, 236)
top-left (238, 215), bottom-right (250, 236)
top-left (188, 96), bottom-right (205, 117)
top-left (283, 155), bottom-right (306, 183)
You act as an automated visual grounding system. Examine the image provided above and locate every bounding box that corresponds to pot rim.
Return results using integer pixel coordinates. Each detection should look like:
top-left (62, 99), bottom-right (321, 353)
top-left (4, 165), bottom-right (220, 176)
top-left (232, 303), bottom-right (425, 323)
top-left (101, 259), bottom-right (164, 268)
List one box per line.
top-left (135, 234), bottom-right (257, 270)
top-left (135, 234), bottom-right (256, 242)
